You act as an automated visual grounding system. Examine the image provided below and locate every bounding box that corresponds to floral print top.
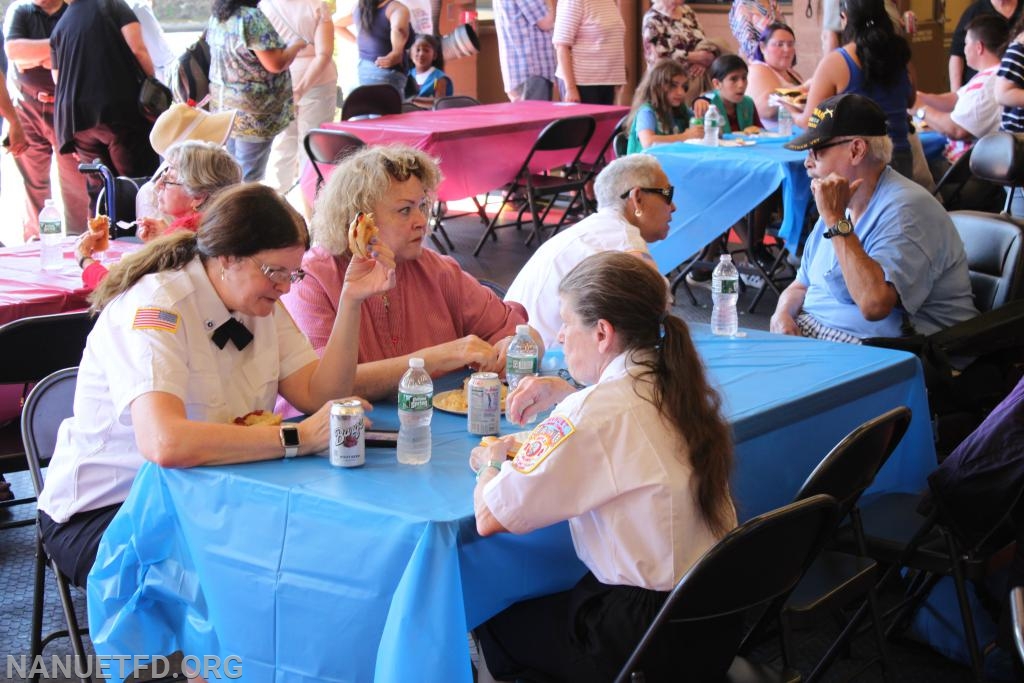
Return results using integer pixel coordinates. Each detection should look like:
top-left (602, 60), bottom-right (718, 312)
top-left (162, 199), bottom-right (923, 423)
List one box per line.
top-left (641, 6), bottom-right (719, 68)
top-left (208, 7), bottom-right (294, 139)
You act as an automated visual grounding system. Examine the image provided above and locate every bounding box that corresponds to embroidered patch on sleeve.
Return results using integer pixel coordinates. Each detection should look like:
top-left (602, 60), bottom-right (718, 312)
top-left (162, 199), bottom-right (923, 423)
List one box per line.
top-left (511, 415), bottom-right (575, 474)
top-left (133, 307), bottom-right (180, 333)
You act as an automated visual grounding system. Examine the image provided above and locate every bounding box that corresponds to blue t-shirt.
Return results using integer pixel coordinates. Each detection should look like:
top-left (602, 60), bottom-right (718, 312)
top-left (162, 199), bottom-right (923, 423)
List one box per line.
top-left (627, 103), bottom-right (689, 154)
top-left (797, 167), bottom-right (977, 338)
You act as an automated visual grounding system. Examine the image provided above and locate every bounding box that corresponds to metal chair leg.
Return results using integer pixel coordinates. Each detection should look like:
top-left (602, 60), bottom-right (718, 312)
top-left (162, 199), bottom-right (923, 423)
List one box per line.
top-left (31, 535), bottom-right (45, 683)
top-left (942, 529), bottom-right (985, 682)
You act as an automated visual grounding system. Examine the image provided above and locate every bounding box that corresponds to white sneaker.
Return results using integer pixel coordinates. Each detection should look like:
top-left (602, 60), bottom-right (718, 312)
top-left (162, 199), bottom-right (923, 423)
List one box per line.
top-left (740, 272), bottom-right (764, 287)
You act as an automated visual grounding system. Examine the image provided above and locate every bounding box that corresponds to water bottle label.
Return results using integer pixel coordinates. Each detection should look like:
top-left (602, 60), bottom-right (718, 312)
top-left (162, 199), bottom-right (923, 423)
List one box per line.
top-left (399, 391), bottom-right (433, 411)
top-left (506, 355), bottom-right (537, 375)
top-left (40, 220), bottom-right (62, 236)
top-left (713, 278), bottom-right (738, 295)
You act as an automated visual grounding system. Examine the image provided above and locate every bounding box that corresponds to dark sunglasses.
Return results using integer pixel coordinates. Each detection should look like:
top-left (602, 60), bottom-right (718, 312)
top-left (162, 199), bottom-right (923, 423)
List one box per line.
top-left (620, 186), bottom-right (675, 203)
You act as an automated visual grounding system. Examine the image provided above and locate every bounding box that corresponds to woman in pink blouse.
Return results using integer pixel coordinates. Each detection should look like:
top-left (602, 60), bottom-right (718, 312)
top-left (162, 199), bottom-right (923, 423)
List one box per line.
top-left (553, 0), bottom-right (626, 104)
top-left (282, 145), bottom-right (537, 400)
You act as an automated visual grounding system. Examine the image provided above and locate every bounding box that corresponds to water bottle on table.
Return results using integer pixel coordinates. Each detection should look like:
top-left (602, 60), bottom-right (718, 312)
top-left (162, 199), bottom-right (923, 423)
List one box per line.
top-left (39, 199), bottom-right (63, 271)
top-left (711, 254), bottom-right (739, 336)
top-left (506, 324), bottom-right (539, 392)
top-left (778, 107), bottom-right (793, 137)
top-left (397, 357), bottom-right (433, 465)
top-left (703, 106), bottom-right (721, 147)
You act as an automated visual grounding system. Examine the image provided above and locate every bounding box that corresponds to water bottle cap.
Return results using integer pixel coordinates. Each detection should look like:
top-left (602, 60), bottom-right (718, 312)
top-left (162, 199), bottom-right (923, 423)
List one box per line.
top-left (409, 357), bottom-right (424, 368)
top-left (515, 324), bottom-right (530, 336)
top-left (720, 254), bottom-right (732, 262)
top-left (44, 199), bottom-right (54, 207)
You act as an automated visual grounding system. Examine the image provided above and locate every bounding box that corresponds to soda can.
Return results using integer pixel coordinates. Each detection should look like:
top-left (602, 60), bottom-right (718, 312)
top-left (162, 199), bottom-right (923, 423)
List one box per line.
top-left (690, 116), bottom-right (703, 128)
top-left (467, 372), bottom-right (501, 436)
top-left (330, 400), bottom-right (365, 467)
top-left (903, 10), bottom-right (916, 35)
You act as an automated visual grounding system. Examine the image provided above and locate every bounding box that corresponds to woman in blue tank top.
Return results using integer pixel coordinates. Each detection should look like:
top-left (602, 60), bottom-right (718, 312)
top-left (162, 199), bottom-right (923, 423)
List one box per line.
top-left (334, 0), bottom-right (413, 95)
top-left (782, 0), bottom-right (914, 177)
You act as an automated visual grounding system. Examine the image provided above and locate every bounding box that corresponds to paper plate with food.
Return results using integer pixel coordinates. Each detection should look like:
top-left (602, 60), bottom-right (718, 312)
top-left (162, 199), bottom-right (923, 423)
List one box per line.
top-left (770, 88), bottom-right (807, 109)
top-left (433, 380), bottom-right (510, 415)
top-left (683, 138), bottom-right (756, 147)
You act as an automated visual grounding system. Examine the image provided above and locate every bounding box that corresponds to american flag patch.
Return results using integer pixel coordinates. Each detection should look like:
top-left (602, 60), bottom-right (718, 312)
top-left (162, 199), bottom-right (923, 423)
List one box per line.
top-left (133, 307), bottom-right (180, 333)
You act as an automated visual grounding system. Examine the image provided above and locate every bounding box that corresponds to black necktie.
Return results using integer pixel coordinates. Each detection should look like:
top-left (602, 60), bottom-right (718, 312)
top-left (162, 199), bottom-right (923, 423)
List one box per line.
top-left (211, 318), bottom-right (253, 351)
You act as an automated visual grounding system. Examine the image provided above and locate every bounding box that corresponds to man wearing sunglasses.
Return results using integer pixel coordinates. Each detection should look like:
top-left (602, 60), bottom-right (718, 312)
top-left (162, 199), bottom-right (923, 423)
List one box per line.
top-left (506, 155), bottom-right (673, 350)
top-left (771, 93), bottom-right (977, 343)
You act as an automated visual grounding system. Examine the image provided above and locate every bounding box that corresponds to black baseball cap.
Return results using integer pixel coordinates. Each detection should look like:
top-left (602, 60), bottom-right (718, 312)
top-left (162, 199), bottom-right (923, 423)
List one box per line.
top-left (784, 93), bottom-right (888, 151)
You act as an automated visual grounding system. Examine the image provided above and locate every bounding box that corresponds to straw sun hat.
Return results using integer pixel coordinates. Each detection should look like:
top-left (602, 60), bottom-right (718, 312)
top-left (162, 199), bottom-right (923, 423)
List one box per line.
top-left (149, 103), bottom-right (236, 157)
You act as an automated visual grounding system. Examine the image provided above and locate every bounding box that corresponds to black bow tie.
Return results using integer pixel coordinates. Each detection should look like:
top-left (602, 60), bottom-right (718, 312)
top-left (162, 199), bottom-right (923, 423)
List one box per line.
top-left (211, 317), bottom-right (253, 351)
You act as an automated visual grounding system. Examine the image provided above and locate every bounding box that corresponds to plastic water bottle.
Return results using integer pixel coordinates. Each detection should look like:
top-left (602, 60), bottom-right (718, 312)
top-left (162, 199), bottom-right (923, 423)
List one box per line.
top-left (778, 107), bottom-right (793, 137)
top-left (703, 106), bottom-right (721, 147)
top-left (505, 324), bottom-right (539, 392)
top-left (397, 357), bottom-right (433, 465)
top-left (711, 254), bottom-right (739, 336)
top-left (39, 199), bottom-right (63, 271)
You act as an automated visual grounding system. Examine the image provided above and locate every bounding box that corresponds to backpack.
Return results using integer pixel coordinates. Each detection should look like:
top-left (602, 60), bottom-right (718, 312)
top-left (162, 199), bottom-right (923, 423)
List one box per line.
top-left (173, 32), bottom-right (211, 107)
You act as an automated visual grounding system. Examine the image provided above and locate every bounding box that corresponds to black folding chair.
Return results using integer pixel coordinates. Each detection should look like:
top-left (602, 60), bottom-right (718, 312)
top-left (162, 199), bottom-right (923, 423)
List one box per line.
top-left (752, 406), bottom-right (911, 682)
top-left (303, 129), bottom-right (366, 194)
top-left (0, 311), bottom-right (95, 530)
top-left (340, 84), bottom-right (402, 121)
top-left (576, 114), bottom-right (628, 212)
top-left (433, 95), bottom-right (480, 110)
top-left (474, 115), bottom-right (596, 256)
top-left (1012, 586), bottom-right (1024, 667)
top-left (614, 495), bottom-right (838, 683)
top-left (21, 368), bottom-right (89, 682)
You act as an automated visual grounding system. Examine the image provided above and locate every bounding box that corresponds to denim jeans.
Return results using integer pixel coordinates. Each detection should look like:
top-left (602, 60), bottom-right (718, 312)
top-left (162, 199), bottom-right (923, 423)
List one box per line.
top-left (228, 136), bottom-right (274, 182)
top-left (357, 59), bottom-right (408, 96)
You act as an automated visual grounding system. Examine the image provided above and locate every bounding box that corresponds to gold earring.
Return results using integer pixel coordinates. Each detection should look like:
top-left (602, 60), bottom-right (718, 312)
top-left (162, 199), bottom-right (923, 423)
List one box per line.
top-left (635, 209), bottom-right (642, 217)
top-left (220, 267), bottom-right (227, 282)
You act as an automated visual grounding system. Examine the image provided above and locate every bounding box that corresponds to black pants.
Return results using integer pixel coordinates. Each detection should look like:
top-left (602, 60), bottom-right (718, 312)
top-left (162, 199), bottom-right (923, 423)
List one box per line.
top-left (476, 572), bottom-right (742, 682)
top-left (39, 503), bottom-right (121, 588)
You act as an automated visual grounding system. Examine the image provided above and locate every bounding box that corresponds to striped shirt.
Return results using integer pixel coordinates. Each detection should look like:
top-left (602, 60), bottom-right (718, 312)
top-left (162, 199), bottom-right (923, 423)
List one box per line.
top-left (552, 0), bottom-right (626, 87)
top-left (494, 0), bottom-right (557, 93)
top-left (998, 42), bottom-right (1024, 132)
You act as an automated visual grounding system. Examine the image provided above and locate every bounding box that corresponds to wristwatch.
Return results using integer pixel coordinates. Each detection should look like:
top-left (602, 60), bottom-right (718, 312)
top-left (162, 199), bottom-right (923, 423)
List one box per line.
top-left (824, 218), bottom-right (854, 239)
top-left (280, 425), bottom-right (300, 458)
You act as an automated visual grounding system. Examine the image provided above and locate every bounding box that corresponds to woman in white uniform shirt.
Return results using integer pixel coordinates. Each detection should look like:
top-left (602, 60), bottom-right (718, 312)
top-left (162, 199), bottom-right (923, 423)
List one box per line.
top-left (470, 251), bottom-right (738, 681)
top-left (37, 183), bottom-right (394, 587)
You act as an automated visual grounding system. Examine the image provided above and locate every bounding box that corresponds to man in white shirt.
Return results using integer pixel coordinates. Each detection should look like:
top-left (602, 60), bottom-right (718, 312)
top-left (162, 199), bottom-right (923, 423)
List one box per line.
top-left (916, 13), bottom-right (1008, 208)
top-left (505, 154), bottom-right (673, 349)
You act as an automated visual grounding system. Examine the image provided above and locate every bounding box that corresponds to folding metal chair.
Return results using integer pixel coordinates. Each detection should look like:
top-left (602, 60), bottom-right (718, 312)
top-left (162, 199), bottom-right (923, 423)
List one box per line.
top-left (614, 495), bottom-right (838, 683)
top-left (432, 95), bottom-right (480, 110)
top-left (303, 129), bottom-right (366, 194)
top-left (1012, 586), bottom-right (1024, 667)
top-left (576, 114), bottom-right (628, 212)
top-left (474, 115), bottom-right (596, 257)
top-left (340, 84), bottom-right (402, 121)
top-left (0, 311), bottom-right (95, 530)
top-left (21, 368), bottom-right (89, 682)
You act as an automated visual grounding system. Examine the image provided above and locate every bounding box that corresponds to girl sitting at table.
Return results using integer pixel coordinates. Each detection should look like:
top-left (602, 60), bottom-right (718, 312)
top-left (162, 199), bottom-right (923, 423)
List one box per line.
top-left (693, 53), bottom-right (764, 134)
top-left (282, 144), bottom-right (540, 402)
top-left (37, 183), bottom-right (395, 588)
top-left (75, 141), bottom-right (243, 291)
top-left (470, 251), bottom-right (738, 681)
top-left (625, 58), bottom-right (704, 154)
top-left (406, 33), bottom-right (453, 102)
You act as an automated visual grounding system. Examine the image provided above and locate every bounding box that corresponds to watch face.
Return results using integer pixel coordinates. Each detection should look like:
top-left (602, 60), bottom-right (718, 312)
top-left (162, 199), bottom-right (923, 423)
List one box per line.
top-left (282, 426), bottom-right (300, 447)
top-left (837, 219), bottom-right (853, 235)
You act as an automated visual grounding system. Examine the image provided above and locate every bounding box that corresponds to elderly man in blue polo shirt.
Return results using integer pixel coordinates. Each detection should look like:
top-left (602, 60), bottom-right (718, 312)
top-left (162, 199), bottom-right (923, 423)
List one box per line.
top-left (770, 93), bottom-right (978, 343)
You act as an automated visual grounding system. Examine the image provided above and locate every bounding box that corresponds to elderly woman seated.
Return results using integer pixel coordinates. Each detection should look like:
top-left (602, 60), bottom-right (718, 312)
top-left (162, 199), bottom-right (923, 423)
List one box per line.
top-left (283, 144), bottom-right (538, 400)
top-left (471, 251), bottom-right (738, 681)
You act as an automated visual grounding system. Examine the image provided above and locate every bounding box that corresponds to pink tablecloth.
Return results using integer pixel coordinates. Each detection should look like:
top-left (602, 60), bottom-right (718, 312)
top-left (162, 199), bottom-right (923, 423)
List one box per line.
top-left (300, 101), bottom-right (628, 203)
top-left (0, 239), bottom-right (139, 325)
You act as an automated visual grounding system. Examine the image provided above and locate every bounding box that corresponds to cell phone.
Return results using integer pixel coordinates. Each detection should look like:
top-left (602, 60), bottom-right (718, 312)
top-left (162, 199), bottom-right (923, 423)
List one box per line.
top-left (365, 430), bottom-right (398, 447)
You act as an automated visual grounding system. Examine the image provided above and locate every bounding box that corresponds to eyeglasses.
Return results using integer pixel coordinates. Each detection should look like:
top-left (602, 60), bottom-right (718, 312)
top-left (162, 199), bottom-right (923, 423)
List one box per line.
top-left (766, 40), bottom-right (795, 48)
top-left (249, 257), bottom-right (306, 284)
top-left (808, 139), bottom-right (855, 160)
top-left (154, 167), bottom-right (183, 187)
top-left (620, 186), bottom-right (675, 203)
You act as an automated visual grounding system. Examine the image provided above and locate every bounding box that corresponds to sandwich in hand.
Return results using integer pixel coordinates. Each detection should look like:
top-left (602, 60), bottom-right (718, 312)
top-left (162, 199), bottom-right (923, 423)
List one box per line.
top-left (348, 212), bottom-right (379, 258)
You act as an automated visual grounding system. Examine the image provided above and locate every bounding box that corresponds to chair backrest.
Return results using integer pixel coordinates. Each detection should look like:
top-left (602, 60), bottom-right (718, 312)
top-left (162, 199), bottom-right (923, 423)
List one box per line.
top-left (402, 102), bottom-right (427, 113)
top-left (0, 311), bottom-right (95, 386)
top-left (970, 131), bottom-right (1024, 191)
top-left (1012, 586), bottom-right (1024, 666)
top-left (589, 113), bottom-right (629, 168)
top-left (341, 84), bottom-right (402, 121)
top-left (20, 368), bottom-right (78, 496)
top-left (533, 115), bottom-right (596, 153)
top-left (614, 495), bottom-right (838, 682)
top-left (613, 131), bottom-right (628, 159)
top-left (933, 147), bottom-right (974, 208)
top-left (795, 406), bottom-right (912, 521)
top-left (303, 129), bottom-right (366, 189)
top-left (477, 278), bottom-right (507, 298)
top-left (433, 95), bottom-right (480, 110)
top-left (950, 211), bottom-right (1024, 312)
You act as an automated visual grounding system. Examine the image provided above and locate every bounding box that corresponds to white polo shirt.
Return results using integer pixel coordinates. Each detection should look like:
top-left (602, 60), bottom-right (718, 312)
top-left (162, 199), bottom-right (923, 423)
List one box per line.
top-left (504, 209), bottom-right (650, 349)
top-left (38, 256), bottom-right (318, 523)
top-left (483, 352), bottom-right (734, 591)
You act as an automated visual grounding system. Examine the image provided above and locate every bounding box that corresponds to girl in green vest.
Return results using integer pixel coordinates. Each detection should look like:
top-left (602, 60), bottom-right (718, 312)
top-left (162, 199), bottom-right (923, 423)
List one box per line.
top-left (694, 54), bottom-right (763, 134)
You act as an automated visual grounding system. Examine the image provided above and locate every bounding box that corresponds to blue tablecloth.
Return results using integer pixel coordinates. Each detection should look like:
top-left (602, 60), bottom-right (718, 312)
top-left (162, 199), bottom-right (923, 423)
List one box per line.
top-left (646, 137), bottom-right (812, 273)
top-left (88, 329), bottom-right (935, 683)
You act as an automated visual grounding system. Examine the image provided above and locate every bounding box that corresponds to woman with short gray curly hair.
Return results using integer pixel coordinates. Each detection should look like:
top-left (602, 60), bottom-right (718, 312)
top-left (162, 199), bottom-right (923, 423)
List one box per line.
top-left (284, 144), bottom-right (537, 401)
